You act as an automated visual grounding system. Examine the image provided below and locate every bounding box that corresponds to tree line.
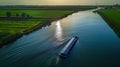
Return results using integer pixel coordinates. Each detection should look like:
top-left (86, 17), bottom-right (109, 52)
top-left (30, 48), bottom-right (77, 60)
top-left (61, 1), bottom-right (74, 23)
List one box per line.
top-left (6, 12), bottom-right (32, 18)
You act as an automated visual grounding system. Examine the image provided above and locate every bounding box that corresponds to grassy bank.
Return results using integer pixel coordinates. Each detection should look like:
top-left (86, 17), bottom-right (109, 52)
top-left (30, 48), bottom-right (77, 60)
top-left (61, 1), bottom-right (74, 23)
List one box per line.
top-left (98, 8), bottom-right (120, 37)
top-left (0, 6), bottom-right (96, 46)
top-left (0, 10), bottom-right (74, 46)
top-left (0, 21), bottom-right (40, 45)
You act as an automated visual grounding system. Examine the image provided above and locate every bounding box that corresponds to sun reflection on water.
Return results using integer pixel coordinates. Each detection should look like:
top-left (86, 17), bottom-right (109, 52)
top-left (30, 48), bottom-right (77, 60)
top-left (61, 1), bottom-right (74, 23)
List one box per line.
top-left (55, 21), bottom-right (64, 45)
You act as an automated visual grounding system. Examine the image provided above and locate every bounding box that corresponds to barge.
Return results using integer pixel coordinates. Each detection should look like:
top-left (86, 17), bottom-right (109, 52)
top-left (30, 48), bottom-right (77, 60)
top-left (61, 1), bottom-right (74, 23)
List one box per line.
top-left (59, 36), bottom-right (79, 58)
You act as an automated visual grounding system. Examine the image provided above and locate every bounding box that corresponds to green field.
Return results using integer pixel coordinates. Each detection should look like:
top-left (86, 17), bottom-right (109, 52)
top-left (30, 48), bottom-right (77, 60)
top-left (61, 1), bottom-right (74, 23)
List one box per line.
top-left (99, 8), bottom-right (120, 37)
top-left (0, 10), bottom-right (74, 45)
top-left (0, 6), bottom-right (96, 45)
top-left (99, 9), bottom-right (120, 25)
top-left (0, 21), bottom-right (40, 43)
top-left (0, 10), bottom-right (73, 18)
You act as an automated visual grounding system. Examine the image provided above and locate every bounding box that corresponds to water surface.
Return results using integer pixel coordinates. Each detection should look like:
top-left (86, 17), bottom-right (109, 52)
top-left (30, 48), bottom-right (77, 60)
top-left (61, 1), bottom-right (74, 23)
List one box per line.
top-left (0, 10), bottom-right (120, 67)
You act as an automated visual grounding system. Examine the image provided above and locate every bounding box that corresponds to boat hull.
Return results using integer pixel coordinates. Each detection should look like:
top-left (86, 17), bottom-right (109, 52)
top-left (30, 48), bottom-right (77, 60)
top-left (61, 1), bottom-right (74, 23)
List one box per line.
top-left (59, 36), bottom-right (79, 58)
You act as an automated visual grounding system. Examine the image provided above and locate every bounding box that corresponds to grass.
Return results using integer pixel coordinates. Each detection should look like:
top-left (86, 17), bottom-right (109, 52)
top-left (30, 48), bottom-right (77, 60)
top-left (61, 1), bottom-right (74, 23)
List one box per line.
top-left (0, 10), bottom-right (74, 18)
top-left (99, 9), bottom-right (120, 25)
top-left (98, 8), bottom-right (120, 37)
top-left (0, 21), bottom-right (40, 42)
top-left (0, 10), bottom-right (74, 45)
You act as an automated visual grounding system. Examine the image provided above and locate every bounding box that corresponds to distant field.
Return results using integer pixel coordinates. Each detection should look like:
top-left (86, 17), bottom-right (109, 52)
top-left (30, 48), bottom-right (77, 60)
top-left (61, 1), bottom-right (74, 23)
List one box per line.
top-left (0, 6), bottom-right (96, 10)
top-left (0, 10), bottom-right (74, 18)
top-left (98, 8), bottom-right (120, 36)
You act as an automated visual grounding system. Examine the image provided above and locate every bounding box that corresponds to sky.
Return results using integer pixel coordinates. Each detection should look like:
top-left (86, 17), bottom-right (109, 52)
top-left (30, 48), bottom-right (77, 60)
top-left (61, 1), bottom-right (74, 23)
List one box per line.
top-left (0, 0), bottom-right (120, 5)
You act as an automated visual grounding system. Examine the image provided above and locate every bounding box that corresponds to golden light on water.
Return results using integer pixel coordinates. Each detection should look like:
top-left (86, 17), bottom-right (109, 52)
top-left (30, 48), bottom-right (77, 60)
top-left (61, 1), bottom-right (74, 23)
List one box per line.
top-left (55, 21), bottom-right (63, 41)
top-left (54, 21), bottom-right (64, 63)
top-left (55, 21), bottom-right (64, 45)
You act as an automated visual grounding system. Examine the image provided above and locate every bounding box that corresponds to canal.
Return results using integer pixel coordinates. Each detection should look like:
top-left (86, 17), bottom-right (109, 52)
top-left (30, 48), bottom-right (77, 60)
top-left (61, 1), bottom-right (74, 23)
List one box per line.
top-left (0, 10), bottom-right (120, 67)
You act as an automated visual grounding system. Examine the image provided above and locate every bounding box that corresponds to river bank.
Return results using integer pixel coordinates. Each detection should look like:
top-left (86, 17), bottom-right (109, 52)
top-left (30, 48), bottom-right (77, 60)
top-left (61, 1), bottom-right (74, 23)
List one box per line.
top-left (0, 6), bottom-right (97, 46)
top-left (97, 8), bottom-right (120, 37)
top-left (0, 11), bottom-right (75, 46)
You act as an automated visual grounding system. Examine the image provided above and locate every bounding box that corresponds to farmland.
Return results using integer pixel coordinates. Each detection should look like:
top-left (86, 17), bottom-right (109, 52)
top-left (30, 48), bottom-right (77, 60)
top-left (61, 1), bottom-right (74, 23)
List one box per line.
top-left (0, 9), bottom-right (74, 46)
top-left (98, 8), bottom-right (120, 37)
top-left (0, 6), bottom-right (96, 46)
top-left (0, 10), bottom-right (74, 18)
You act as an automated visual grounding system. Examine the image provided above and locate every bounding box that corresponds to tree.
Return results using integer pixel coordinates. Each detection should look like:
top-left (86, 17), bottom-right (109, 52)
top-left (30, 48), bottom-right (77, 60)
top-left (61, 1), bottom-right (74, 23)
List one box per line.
top-left (30, 16), bottom-right (33, 18)
top-left (16, 13), bottom-right (19, 17)
top-left (21, 13), bottom-right (26, 18)
top-left (6, 12), bottom-right (11, 18)
top-left (26, 14), bottom-right (30, 18)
